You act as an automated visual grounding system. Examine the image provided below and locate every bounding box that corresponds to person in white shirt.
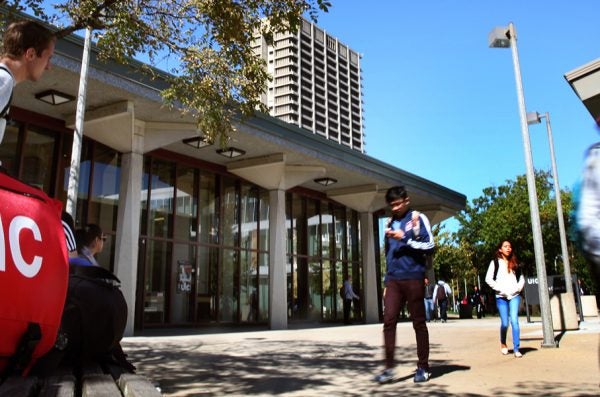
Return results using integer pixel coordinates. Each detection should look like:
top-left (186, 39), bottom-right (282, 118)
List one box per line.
top-left (485, 240), bottom-right (525, 358)
top-left (342, 275), bottom-right (360, 324)
top-left (0, 20), bottom-right (55, 143)
top-left (432, 279), bottom-right (451, 322)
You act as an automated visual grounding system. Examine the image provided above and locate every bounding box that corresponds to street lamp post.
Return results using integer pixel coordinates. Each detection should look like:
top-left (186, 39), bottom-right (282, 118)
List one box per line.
top-left (527, 111), bottom-right (573, 294)
top-left (489, 23), bottom-right (556, 347)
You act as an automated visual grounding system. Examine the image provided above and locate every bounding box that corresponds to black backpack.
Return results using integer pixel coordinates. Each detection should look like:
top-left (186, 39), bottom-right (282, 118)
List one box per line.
top-left (339, 285), bottom-right (345, 299)
top-left (32, 264), bottom-right (134, 376)
top-left (436, 284), bottom-right (447, 300)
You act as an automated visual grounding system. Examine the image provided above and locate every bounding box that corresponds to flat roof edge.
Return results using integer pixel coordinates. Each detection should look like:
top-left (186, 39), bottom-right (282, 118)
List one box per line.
top-left (565, 58), bottom-right (600, 82)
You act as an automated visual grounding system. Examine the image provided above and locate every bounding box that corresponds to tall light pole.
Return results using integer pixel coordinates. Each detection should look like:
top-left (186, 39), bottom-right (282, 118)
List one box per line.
top-left (527, 111), bottom-right (573, 294)
top-left (489, 23), bottom-right (556, 347)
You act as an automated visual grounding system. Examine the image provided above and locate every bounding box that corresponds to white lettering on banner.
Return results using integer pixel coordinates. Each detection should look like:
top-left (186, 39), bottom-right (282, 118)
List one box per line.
top-left (527, 277), bottom-right (539, 285)
top-left (9, 215), bottom-right (43, 278)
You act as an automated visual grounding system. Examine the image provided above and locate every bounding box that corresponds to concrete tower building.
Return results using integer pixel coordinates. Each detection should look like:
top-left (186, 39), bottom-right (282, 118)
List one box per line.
top-left (253, 18), bottom-right (365, 152)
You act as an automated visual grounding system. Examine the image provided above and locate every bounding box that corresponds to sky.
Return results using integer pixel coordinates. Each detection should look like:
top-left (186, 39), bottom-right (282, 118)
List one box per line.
top-left (313, 1), bottom-right (600, 227)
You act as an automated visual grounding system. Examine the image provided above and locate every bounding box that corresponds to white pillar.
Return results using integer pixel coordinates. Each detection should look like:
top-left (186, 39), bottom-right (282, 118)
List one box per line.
top-left (360, 211), bottom-right (379, 323)
top-left (269, 189), bottom-right (287, 329)
top-left (114, 150), bottom-right (143, 336)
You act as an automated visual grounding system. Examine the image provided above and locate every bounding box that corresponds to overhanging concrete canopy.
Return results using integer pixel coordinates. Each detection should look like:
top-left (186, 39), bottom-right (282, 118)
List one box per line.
top-left (10, 30), bottom-right (466, 225)
top-left (565, 58), bottom-right (600, 124)
top-left (327, 184), bottom-right (383, 213)
top-left (227, 153), bottom-right (326, 190)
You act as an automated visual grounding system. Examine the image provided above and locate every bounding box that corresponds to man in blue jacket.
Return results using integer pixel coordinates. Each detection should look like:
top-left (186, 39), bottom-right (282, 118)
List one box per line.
top-left (374, 186), bottom-right (435, 384)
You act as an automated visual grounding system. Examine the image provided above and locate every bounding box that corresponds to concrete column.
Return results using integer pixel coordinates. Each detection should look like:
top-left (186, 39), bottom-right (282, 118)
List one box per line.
top-left (360, 211), bottom-right (379, 323)
top-left (114, 150), bottom-right (143, 336)
top-left (269, 189), bottom-right (287, 329)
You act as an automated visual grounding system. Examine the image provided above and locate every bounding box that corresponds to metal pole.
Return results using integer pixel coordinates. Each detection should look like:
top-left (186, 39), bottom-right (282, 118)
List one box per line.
top-left (543, 112), bottom-right (573, 293)
top-left (507, 23), bottom-right (556, 347)
top-left (66, 26), bottom-right (92, 216)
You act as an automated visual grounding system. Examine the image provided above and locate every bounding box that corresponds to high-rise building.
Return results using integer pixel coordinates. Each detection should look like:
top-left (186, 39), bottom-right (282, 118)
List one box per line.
top-left (253, 18), bottom-right (365, 152)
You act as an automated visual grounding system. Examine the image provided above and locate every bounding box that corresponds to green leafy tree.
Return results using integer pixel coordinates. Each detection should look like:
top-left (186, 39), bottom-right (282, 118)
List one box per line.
top-left (2, 0), bottom-right (331, 144)
top-left (453, 170), bottom-right (593, 292)
top-left (432, 225), bottom-right (475, 299)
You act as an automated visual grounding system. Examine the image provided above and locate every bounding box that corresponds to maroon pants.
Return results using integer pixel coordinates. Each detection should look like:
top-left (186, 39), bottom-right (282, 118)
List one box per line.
top-left (383, 278), bottom-right (429, 370)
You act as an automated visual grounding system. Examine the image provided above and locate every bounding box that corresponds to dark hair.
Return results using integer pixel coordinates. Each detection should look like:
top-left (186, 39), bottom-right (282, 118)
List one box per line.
top-left (385, 185), bottom-right (408, 204)
top-left (2, 20), bottom-right (55, 58)
top-left (75, 224), bottom-right (103, 252)
top-left (494, 240), bottom-right (519, 273)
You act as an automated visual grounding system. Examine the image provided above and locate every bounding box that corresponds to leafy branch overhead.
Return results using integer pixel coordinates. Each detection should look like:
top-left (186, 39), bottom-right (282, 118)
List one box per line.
top-left (2, 0), bottom-right (331, 145)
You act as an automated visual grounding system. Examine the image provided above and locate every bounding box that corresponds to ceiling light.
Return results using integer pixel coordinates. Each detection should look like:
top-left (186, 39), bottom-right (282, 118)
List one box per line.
top-left (35, 89), bottom-right (75, 105)
top-left (183, 136), bottom-right (211, 149)
top-left (314, 177), bottom-right (337, 186)
top-left (216, 147), bottom-right (246, 158)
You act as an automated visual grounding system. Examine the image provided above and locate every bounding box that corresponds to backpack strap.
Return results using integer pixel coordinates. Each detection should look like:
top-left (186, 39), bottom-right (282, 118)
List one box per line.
top-left (1, 322), bottom-right (42, 380)
top-left (494, 258), bottom-right (522, 280)
top-left (515, 265), bottom-right (522, 280)
top-left (0, 65), bottom-right (13, 119)
top-left (493, 258), bottom-right (499, 281)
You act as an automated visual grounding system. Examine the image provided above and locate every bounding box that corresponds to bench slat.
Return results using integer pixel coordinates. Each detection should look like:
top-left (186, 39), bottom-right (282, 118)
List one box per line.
top-left (38, 375), bottom-right (76, 397)
top-left (118, 374), bottom-right (161, 397)
top-left (0, 376), bottom-right (38, 397)
top-left (82, 374), bottom-right (122, 397)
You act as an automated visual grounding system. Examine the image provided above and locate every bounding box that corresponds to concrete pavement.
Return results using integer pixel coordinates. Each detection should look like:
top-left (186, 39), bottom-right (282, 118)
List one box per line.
top-left (122, 315), bottom-right (600, 396)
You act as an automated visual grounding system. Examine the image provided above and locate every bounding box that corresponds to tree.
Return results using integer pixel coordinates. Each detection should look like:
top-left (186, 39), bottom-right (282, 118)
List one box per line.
top-left (2, 0), bottom-right (331, 144)
top-left (432, 225), bottom-right (476, 299)
top-left (453, 170), bottom-right (593, 292)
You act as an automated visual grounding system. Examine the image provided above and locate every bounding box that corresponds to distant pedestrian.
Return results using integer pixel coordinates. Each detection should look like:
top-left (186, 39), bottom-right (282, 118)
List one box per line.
top-left (433, 279), bottom-right (451, 322)
top-left (577, 278), bottom-right (586, 296)
top-left (373, 186), bottom-right (434, 384)
top-left (424, 277), bottom-right (435, 322)
top-left (471, 286), bottom-right (485, 319)
top-left (342, 275), bottom-right (359, 324)
top-left (485, 240), bottom-right (525, 358)
top-left (0, 20), bottom-right (55, 143)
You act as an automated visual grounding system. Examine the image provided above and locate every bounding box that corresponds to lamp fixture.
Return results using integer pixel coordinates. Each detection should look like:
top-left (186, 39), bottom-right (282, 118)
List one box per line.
top-left (216, 147), bottom-right (246, 158)
top-left (488, 27), bottom-right (511, 48)
top-left (183, 136), bottom-right (211, 149)
top-left (526, 111), bottom-right (542, 125)
top-left (489, 22), bottom-right (556, 347)
top-left (526, 110), bottom-right (573, 296)
top-left (314, 177), bottom-right (337, 186)
top-left (35, 89), bottom-right (75, 105)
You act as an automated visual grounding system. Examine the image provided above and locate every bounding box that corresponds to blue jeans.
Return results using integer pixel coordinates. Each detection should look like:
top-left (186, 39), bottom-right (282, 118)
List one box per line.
top-left (424, 298), bottom-right (434, 321)
top-left (495, 295), bottom-right (521, 352)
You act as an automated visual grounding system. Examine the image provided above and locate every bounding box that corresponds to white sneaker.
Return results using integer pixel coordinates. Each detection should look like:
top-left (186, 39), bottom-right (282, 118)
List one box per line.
top-left (374, 368), bottom-right (395, 384)
top-left (501, 347), bottom-right (509, 355)
top-left (514, 351), bottom-right (523, 358)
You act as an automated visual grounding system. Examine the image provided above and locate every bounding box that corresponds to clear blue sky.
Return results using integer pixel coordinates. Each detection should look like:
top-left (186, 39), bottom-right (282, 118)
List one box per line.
top-left (316, 1), bottom-right (600, 225)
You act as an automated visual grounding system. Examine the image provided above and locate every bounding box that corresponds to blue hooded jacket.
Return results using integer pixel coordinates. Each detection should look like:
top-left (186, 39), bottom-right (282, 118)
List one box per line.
top-left (384, 209), bottom-right (435, 282)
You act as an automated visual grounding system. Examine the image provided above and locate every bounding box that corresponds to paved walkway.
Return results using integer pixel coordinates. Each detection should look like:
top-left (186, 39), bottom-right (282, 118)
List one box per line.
top-left (122, 315), bottom-right (600, 396)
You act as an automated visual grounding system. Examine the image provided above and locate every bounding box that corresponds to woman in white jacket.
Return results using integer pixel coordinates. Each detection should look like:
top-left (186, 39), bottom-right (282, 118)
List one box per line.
top-left (485, 240), bottom-right (525, 358)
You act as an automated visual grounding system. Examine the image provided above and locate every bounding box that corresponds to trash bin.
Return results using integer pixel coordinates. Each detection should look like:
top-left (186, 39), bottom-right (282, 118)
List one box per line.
top-left (459, 303), bottom-right (472, 319)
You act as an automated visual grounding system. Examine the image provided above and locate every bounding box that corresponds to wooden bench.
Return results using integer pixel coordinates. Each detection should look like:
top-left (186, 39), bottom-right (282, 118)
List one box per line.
top-left (0, 366), bottom-right (161, 397)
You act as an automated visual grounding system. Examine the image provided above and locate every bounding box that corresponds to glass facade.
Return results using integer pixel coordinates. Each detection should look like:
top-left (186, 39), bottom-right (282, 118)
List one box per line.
top-left (5, 110), bottom-right (364, 329)
top-left (138, 156), bottom-right (273, 326)
top-left (286, 192), bottom-right (362, 323)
